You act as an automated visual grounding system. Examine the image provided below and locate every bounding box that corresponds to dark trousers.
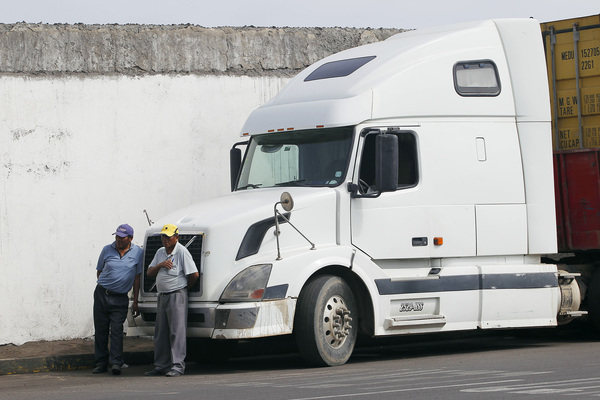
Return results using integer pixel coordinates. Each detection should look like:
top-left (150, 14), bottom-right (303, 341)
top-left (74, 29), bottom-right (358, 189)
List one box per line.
top-left (93, 285), bottom-right (129, 367)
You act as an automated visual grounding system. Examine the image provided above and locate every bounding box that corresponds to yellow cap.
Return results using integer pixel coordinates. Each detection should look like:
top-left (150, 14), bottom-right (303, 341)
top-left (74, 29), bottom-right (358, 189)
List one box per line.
top-left (160, 224), bottom-right (179, 237)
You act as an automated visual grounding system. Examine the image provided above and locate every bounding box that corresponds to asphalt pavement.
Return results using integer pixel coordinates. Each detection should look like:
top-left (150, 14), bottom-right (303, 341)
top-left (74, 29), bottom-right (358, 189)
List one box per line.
top-left (3, 323), bottom-right (598, 376)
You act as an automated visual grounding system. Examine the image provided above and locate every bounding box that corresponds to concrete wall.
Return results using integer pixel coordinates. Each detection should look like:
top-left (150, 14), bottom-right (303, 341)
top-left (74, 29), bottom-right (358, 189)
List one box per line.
top-left (0, 24), bottom-right (399, 75)
top-left (0, 23), bottom-right (402, 345)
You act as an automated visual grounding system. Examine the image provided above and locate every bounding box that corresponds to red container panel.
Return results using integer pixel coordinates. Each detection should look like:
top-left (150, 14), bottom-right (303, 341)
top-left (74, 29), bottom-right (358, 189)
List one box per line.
top-left (554, 149), bottom-right (600, 251)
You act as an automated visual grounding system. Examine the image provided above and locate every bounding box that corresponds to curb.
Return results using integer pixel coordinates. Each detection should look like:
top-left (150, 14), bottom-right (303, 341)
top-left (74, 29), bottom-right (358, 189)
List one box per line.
top-left (0, 351), bottom-right (154, 376)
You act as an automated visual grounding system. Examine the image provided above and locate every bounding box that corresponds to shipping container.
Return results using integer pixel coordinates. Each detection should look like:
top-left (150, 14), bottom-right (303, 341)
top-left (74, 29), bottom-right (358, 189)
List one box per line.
top-left (542, 15), bottom-right (600, 252)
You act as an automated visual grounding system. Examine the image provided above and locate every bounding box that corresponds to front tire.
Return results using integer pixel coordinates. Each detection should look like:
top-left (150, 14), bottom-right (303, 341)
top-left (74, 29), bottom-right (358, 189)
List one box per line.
top-left (294, 275), bottom-right (357, 366)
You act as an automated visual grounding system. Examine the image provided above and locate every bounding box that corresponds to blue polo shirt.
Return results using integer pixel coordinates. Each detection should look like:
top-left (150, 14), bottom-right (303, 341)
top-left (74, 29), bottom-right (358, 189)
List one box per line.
top-left (96, 242), bottom-right (144, 294)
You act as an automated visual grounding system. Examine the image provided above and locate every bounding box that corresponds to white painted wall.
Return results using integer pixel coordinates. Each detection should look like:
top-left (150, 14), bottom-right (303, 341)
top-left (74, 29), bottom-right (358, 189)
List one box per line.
top-left (0, 74), bottom-right (288, 345)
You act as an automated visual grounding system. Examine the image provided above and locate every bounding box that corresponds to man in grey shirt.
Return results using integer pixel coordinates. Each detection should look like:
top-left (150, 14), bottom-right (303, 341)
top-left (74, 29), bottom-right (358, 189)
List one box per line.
top-left (145, 224), bottom-right (199, 377)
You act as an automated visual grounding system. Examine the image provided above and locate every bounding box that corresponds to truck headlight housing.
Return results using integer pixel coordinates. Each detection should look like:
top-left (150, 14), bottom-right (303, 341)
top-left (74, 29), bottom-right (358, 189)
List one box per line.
top-left (220, 264), bottom-right (272, 302)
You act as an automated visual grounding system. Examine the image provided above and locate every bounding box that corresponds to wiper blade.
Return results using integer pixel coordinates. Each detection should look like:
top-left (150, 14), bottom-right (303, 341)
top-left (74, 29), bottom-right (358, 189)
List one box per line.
top-left (237, 183), bottom-right (262, 190)
top-left (275, 179), bottom-right (308, 186)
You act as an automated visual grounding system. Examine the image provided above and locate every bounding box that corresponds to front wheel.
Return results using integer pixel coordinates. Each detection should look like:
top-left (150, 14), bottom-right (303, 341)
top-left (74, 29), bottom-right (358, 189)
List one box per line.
top-left (294, 275), bottom-right (357, 366)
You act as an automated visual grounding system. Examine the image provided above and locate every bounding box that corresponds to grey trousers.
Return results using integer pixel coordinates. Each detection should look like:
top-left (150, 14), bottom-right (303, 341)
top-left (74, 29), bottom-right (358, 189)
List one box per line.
top-left (154, 290), bottom-right (188, 373)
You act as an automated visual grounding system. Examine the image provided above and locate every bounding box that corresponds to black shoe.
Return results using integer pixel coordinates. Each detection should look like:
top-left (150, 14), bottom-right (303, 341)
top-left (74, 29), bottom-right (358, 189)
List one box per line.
top-left (92, 365), bottom-right (107, 374)
top-left (111, 364), bottom-right (122, 375)
top-left (145, 368), bottom-right (166, 376)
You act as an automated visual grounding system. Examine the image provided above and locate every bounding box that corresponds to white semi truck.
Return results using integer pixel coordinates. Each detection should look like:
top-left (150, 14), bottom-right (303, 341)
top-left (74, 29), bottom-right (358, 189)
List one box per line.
top-left (130, 18), bottom-right (588, 366)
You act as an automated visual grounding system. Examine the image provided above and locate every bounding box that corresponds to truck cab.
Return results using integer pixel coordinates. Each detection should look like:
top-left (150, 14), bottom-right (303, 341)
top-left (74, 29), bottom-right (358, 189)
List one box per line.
top-left (130, 18), bottom-right (579, 366)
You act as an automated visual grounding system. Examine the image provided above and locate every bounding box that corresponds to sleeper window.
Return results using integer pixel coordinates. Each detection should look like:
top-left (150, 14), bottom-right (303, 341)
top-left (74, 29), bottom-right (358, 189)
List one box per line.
top-left (454, 61), bottom-right (501, 96)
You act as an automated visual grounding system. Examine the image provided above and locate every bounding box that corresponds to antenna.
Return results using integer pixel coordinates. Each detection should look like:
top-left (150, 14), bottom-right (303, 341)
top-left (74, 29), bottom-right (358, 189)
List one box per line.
top-left (143, 209), bottom-right (154, 226)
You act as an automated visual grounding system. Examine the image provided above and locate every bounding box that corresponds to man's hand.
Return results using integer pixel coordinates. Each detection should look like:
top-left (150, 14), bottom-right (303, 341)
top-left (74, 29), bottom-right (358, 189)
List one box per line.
top-left (158, 259), bottom-right (174, 270)
top-left (132, 301), bottom-right (140, 318)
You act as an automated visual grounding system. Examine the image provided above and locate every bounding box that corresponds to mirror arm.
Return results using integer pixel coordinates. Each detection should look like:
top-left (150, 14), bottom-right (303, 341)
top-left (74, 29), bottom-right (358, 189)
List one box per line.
top-left (348, 182), bottom-right (382, 199)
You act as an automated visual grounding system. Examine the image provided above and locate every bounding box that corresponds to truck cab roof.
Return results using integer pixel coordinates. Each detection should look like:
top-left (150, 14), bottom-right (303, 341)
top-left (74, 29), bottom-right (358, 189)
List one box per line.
top-left (241, 18), bottom-right (550, 136)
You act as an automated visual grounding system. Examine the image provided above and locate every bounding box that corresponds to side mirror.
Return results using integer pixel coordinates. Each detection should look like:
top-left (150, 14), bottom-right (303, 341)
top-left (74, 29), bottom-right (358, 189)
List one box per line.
top-left (230, 147), bottom-right (242, 191)
top-left (375, 134), bottom-right (398, 193)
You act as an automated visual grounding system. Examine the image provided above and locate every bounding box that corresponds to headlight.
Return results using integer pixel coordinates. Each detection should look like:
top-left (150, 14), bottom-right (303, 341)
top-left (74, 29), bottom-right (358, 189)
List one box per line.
top-left (220, 264), bottom-right (272, 302)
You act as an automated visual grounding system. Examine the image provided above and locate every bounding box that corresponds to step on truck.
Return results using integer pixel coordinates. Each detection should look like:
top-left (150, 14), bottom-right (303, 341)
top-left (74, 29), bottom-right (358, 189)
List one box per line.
top-left (129, 15), bottom-right (600, 366)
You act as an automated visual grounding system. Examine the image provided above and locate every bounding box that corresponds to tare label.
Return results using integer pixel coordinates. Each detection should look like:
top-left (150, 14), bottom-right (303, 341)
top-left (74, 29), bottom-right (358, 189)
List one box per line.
top-left (555, 88), bottom-right (600, 118)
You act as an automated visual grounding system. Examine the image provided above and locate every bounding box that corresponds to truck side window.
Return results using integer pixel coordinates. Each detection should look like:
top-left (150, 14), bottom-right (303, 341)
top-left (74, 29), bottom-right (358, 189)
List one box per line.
top-left (358, 131), bottom-right (418, 192)
top-left (397, 134), bottom-right (417, 187)
top-left (453, 60), bottom-right (500, 96)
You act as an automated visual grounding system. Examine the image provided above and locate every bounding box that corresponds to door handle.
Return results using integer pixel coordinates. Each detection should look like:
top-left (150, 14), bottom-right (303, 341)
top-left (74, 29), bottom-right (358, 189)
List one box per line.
top-left (412, 237), bottom-right (428, 247)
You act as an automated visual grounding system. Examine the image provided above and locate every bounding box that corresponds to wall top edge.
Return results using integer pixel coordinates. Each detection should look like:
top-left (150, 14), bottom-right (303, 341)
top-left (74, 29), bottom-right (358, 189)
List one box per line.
top-left (0, 24), bottom-right (405, 76)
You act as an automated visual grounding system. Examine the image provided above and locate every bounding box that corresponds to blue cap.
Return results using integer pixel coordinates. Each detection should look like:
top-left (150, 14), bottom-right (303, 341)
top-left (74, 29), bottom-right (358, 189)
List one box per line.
top-left (113, 223), bottom-right (133, 237)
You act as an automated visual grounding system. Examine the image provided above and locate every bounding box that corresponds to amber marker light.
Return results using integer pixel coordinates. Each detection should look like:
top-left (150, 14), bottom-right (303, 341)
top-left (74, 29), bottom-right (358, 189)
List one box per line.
top-left (316, 125), bottom-right (325, 128)
top-left (434, 237), bottom-right (444, 246)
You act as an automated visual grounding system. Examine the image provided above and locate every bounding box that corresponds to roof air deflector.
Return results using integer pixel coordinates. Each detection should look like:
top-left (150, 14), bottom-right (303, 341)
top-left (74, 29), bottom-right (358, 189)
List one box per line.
top-left (304, 56), bottom-right (376, 82)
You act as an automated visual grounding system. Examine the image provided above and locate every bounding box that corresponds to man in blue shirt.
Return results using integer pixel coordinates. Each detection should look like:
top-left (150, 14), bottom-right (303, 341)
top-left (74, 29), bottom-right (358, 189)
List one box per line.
top-left (93, 223), bottom-right (143, 375)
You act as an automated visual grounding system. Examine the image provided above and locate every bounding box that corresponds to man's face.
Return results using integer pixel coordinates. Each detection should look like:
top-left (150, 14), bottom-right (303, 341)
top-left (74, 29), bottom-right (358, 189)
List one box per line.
top-left (161, 234), bottom-right (178, 249)
top-left (115, 235), bottom-right (132, 251)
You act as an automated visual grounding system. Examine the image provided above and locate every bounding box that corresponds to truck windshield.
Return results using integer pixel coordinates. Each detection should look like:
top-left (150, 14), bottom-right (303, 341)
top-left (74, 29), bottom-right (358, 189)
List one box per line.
top-left (236, 127), bottom-right (354, 190)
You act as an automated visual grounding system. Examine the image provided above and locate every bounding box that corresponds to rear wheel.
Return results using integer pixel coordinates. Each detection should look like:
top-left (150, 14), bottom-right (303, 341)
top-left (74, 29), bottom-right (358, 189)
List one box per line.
top-left (587, 270), bottom-right (600, 331)
top-left (294, 275), bottom-right (357, 366)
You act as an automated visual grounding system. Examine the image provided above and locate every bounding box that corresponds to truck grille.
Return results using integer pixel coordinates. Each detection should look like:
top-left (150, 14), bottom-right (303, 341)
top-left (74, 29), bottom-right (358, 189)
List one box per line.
top-left (142, 234), bottom-right (204, 295)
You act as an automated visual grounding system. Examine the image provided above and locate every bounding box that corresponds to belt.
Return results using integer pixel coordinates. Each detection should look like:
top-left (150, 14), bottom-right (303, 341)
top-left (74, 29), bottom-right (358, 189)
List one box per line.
top-left (99, 285), bottom-right (127, 297)
top-left (159, 289), bottom-right (184, 296)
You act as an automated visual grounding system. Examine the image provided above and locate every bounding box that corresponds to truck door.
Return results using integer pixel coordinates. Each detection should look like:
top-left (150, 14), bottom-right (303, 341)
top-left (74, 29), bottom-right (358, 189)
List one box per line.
top-left (350, 128), bottom-right (477, 261)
